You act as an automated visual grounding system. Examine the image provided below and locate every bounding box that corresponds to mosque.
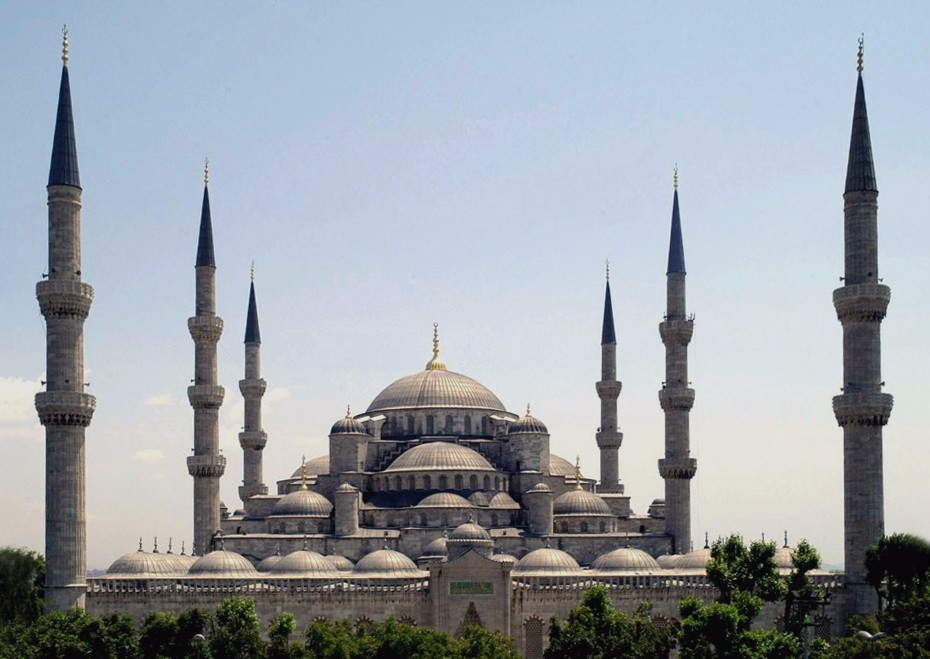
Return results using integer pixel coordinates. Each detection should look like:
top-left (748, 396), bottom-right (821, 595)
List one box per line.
top-left (36, 30), bottom-right (889, 656)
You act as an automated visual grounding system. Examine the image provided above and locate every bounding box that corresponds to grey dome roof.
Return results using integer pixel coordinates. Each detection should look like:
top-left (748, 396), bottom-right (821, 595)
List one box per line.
top-left (488, 492), bottom-right (520, 509)
top-left (675, 547), bottom-right (712, 570)
top-left (549, 455), bottom-right (577, 478)
top-left (270, 488), bottom-right (333, 517)
top-left (420, 536), bottom-right (448, 558)
top-left (525, 483), bottom-right (552, 495)
top-left (366, 369), bottom-right (506, 414)
top-left (256, 552), bottom-right (284, 572)
top-left (775, 545), bottom-right (794, 570)
top-left (106, 549), bottom-right (186, 577)
top-left (417, 492), bottom-right (473, 508)
top-left (188, 550), bottom-right (257, 576)
top-left (330, 414), bottom-right (368, 435)
top-left (490, 552), bottom-right (518, 564)
top-left (291, 455), bottom-right (329, 478)
top-left (384, 441), bottom-right (494, 473)
top-left (553, 490), bottom-right (612, 516)
top-left (513, 547), bottom-right (582, 575)
top-left (591, 548), bottom-right (662, 573)
top-left (353, 549), bottom-right (424, 577)
top-left (271, 549), bottom-right (338, 575)
top-left (449, 522), bottom-right (491, 542)
top-left (509, 410), bottom-right (548, 434)
top-left (325, 554), bottom-right (355, 572)
top-left (656, 554), bottom-right (680, 569)
top-left (468, 491), bottom-right (491, 507)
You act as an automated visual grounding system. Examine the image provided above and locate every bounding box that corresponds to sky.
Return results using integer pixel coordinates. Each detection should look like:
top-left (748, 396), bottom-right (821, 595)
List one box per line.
top-left (1, 3), bottom-right (928, 571)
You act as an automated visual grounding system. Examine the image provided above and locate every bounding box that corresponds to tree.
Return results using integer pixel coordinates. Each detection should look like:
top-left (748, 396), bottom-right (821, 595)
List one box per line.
top-left (209, 598), bottom-right (264, 659)
top-left (305, 619), bottom-right (360, 659)
top-left (138, 611), bottom-right (180, 659)
top-left (782, 539), bottom-right (825, 638)
top-left (176, 607), bottom-right (211, 658)
top-left (0, 546), bottom-right (45, 624)
top-left (453, 625), bottom-right (521, 659)
top-left (865, 532), bottom-right (930, 610)
top-left (268, 613), bottom-right (305, 659)
top-left (545, 585), bottom-right (673, 659)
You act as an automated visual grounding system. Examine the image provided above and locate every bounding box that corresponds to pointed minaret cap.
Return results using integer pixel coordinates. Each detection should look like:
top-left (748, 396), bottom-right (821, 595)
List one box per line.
top-left (425, 323), bottom-right (446, 371)
top-left (845, 35), bottom-right (877, 194)
top-left (244, 264), bottom-right (261, 344)
top-left (667, 166), bottom-right (686, 276)
top-left (48, 26), bottom-right (81, 189)
top-left (196, 159), bottom-right (216, 267)
top-left (601, 261), bottom-right (616, 344)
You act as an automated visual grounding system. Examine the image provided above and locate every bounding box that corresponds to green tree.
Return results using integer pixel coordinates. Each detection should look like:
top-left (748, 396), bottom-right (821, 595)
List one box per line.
top-left (138, 611), bottom-right (180, 659)
top-left (865, 532), bottom-right (930, 610)
top-left (304, 619), bottom-right (360, 659)
top-left (268, 612), bottom-right (305, 659)
top-left (782, 539), bottom-right (825, 638)
top-left (0, 546), bottom-right (45, 624)
top-left (452, 624), bottom-right (521, 659)
top-left (545, 585), bottom-right (673, 659)
top-left (176, 607), bottom-right (211, 658)
top-left (209, 598), bottom-right (264, 659)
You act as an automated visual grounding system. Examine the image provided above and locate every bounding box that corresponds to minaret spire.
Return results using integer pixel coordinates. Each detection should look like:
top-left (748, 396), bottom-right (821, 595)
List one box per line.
top-left (596, 262), bottom-right (623, 493)
top-left (239, 266), bottom-right (268, 502)
top-left (187, 165), bottom-right (226, 554)
top-left (833, 38), bottom-right (892, 619)
top-left (425, 323), bottom-right (446, 371)
top-left (658, 168), bottom-right (697, 554)
top-left (37, 29), bottom-right (95, 611)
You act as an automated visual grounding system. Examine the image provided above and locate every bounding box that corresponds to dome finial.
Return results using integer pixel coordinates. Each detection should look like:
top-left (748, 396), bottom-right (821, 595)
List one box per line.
top-left (783, 530), bottom-right (789, 548)
top-left (204, 158), bottom-right (209, 186)
top-left (574, 455), bottom-right (582, 491)
top-left (180, 540), bottom-right (187, 556)
top-left (138, 537), bottom-right (143, 552)
top-left (425, 322), bottom-right (446, 371)
top-left (250, 260), bottom-right (255, 282)
top-left (857, 33), bottom-right (864, 74)
top-left (61, 25), bottom-right (69, 66)
top-left (302, 535), bottom-right (309, 551)
top-left (167, 537), bottom-right (173, 554)
top-left (673, 164), bottom-right (679, 191)
top-left (153, 536), bottom-right (159, 553)
top-left (345, 404), bottom-right (351, 418)
top-left (704, 531), bottom-right (709, 549)
top-left (300, 454), bottom-right (308, 491)
top-left (526, 403), bottom-right (531, 416)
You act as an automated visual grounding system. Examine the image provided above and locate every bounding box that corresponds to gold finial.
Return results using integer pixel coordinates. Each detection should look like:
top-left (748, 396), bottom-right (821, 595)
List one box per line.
top-left (425, 322), bottom-right (446, 371)
top-left (574, 455), bottom-right (582, 490)
top-left (857, 34), bottom-right (864, 74)
top-left (300, 454), bottom-right (308, 490)
top-left (605, 259), bottom-right (610, 282)
top-left (250, 260), bottom-right (255, 282)
top-left (673, 164), bottom-right (679, 190)
top-left (61, 25), bottom-right (69, 66)
top-left (204, 158), bottom-right (210, 186)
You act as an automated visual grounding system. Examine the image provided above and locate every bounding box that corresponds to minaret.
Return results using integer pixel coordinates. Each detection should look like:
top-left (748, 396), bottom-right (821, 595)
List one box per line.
top-left (596, 262), bottom-right (623, 493)
top-left (186, 160), bottom-right (226, 555)
top-left (658, 167), bottom-right (696, 554)
top-left (832, 38), bottom-right (892, 618)
top-left (238, 263), bottom-right (268, 502)
top-left (36, 27), bottom-right (96, 612)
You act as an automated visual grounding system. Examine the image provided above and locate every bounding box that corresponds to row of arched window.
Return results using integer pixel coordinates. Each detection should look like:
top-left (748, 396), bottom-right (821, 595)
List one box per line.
top-left (370, 472), bottom-right (508, 492)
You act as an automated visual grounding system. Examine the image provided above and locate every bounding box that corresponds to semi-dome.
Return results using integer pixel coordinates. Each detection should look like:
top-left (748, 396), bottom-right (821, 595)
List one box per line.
top-left (488, 492), bottom-right (520, 509)
top-left (513, 547), bottom-right (582, 575)
top-left (291, 455), bottom-right (329, 479)
top-left (675, 547), bottom-right (712, 570)
top-left (106, 547), bottom-right (186, 577)
top-left (549, 455), bottom-right (577, 478)
top-left (384, 441), bottom-right (494, 473)
top-left (553, 489), bottom-right (612, 516)
top-left (449, 522), bottom-right (491, 542)
top-left (353, 548), bottom-right (424, 578)
top-left (188, 549), bottom-right (257, 576)
top-left (656, 554), bottom-right (680, 569)
top-left (591, 547), bottom-right (662, 573)
top-left (417, 492), bottom-right (473, 508)
top-left (326, 554), bottom-right (355, 572)
top-left (330, 409), bottom-right (368, 435)
top-left (271, 549), bottom-right (338, 575)
top-left (509, 407), bottom-right (548, 434)
top-left (366, 369), bottom-right (506, 414)
top-left (468, 491), bottom-right (491, 507)
top-left (490, 552), bottom-right (518, 564)
top-left (420, 535), bottom-right (448, 558)
top-left (256, 549), bottom-right (283, 572)
top-left (270, 488), bottom-right (333, 517)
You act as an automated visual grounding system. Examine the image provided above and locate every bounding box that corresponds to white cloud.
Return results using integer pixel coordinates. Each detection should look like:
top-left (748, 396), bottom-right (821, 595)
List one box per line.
top-left (132, 448), bottom-right (164, 463)
top-left (0, 376), bottom-right (41, 422)
top-left (144, 394), bottom-right (172, 406)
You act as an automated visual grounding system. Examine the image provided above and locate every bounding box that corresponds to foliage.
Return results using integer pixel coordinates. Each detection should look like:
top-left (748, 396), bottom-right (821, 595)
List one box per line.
top-left (705, 535), bottom-right (787, 612)
top-left (268, 613), bottom-right (305, 659)
top-left (0, 546), bottom-right (46, 624)
top-left (209, 597), bottom-right (264, 659)
top-left (139, 611), bottom-right (180, 659)
top-left (865, 532), bottom-right (930, 610)
top-left (544, 585), bottom-right (674, 659)
top-left (782, 539), bottom-right (825, 637)
top-left (452, 624), bottom-right (521, 659)
top-left (2, 608), bottom-right (140, 659)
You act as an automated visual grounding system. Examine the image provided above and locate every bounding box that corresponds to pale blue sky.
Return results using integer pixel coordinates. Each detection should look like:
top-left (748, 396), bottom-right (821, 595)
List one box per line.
top-left (1, 3), bottom-right (928, 569)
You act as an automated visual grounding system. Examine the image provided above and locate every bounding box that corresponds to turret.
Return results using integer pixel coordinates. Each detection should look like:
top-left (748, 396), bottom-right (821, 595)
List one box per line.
top-left (596, 263), bottom-right (623, 493)
top-left (328, 406), bottom-right (370, 476)
top-left (832, 38), bottom-right (892, 618)
top-left (658, 167), bottom-right (697, 554)
top-left (186, 160), bottom-right (226, 555)
top-left (36, 27), bottom-right (96, 611)
top-left (523, 483), bottom-right (553, 536)
top-left (334, 483), bottom-right (360, 536)
top-left (238, 267), bottom-right (268, 502)
top-left (507, 405), bottom-right (550, 473)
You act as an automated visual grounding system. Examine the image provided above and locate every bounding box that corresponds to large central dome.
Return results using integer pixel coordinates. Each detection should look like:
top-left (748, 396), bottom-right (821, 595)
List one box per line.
top-left (366, 369), bottom-right (506, 414)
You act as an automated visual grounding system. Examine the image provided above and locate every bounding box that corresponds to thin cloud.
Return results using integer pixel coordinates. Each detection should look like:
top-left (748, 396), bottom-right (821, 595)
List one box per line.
top-left (144, 394), bottom-right (172, 406)
top-left (133, 448), bottom-right (164, 463)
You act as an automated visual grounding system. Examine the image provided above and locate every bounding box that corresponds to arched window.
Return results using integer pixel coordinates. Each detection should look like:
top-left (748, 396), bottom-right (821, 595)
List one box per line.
top-left (481, 416), bottom-right (488, 435)
top-left (441, 513), bottom-right (448, 527)
top-left (394, 476), bottom-right (402, 490)
top-left (407, 415), bottom-right (415, 434)
top-left (494, 476), bottom-right (500, 490)
top-left (600, 521), bottom-right (606, 533)
top-left (408, 475), bottom-right (416, 490)
top-left (483, 475), bottom-right (491, 489)
top-left (525, 617), bottom-right (544, 659)
top-left (426, 415), bottom-right (434, 434)
top-left (420, 513), bottom-right (427, 527)
top-left (464, 416), bottom-right (472, 434)
top-left (423, 475), bottom-right (432, 490)
top-left (439, 475), bottom-right (448, 489)
top-left (580, 521), bottom-right (589, 533)
top-left (491, 513), bottom-right (499, 527)
top-left (297, 522), bottom-right (305, 533)
top-left (469, 474), bottom-right (478, 489)
top-left (454, 474), bottom-right (463, 489)
top-left (445, 415), bottom-right (454, 434)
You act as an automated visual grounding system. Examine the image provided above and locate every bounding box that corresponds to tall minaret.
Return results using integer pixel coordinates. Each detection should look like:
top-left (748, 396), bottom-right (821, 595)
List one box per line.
top-left (238, 264), bottom-right (268, 502)
top-left (36, 27), bottom-right (96, 612)
top-left (186, 161), bottom-right (226, 555)
top-left (832, 39), bottom-right (892, 618)
top-left (658, 167), bottom-right (696, 554)
top-left (596, 262), bottom-right (623, 493)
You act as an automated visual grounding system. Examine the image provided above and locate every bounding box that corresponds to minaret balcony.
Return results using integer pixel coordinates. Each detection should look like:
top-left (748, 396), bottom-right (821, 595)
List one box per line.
top-left (35, 391), bottom-right (95, 427)
top-left (186, 454), bottom-right (226, 478)
top-left (659, 319), bottom-right (694, 346)
top-left (658, 457), bottom-right (697, 480)
top-left (239, 378), bottom-right (267, 398)
top-left (833, 284), bottom-right (891, 323)
top-left (595, 380), bottom-right (621, 398)
top-left (658, 388), bottom-right (695, 411)
top-left (239, 483), bottom-right (269, 500)
top-left (239, 430), bottom-right (268, 450)
top-left (833, 392), bottom-right (893, 427)
top-left (36, 280), bottom-right (94, 319)
top-left (596, 429), bottom-right (623, 449)
top-left (187, 315), bottom-right (224, 342)
top-left (187, 384), bottom-right (225, 409)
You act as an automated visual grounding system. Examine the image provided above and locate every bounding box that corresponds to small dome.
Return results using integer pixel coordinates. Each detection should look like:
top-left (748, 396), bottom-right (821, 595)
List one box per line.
top-left (271, 549), bottom-right (338, 575)
top-left (330, 411), bottom-right (368, 435)
top-left (490, 552), bottom-right (518, 564)
top-left (420, 536), bottom-right (449, 558)
top-left (188, 550), bottom-right (257, 576)
top-left (468, 491), bottom-right (491, 507)
top-left (384, 441), bottom-right (494, 473)
top-left (509, 408), bottom-right (548, 434)
top-left (513, 547), bottom-right (582, 575)
top-left (775, 545), bottom-right (794, 570)
top-left (291, 455), bottom-right (329, 479)
top-left (231, 509), bottom-right (247, 517)
top-left (553, 490), bottom-right (612, 516)
top-left (417, 492), bottom-right (473, 508)
top-left (675, 547), bottom-right (712, 570)
top-left (656, 554), bottom-right (680, 569)
top-left (449, 522), bottom-right (491, 542)
top-left (591, 548), bottom-right (661, 573)
top-left (648, 498), bottom-right (666, 519)
top-left (106, 548), bottom-right (185, 577)
top-left (549, 455), bottom-right (577, 478)
top-left (325, 554), bottom-right (355, 572)
top-left (366, 369), bottom-right (506, 414)
top-left (270, 488), bottom-right (333, 517)
top-left (525, 483), bottom-right (552, 495)
top-left (354, 549), bottom-right (424, 578)
top-left (336, 483), bottom-right (358, 493)
top-left (488, 492), bottom-right (520, 509)
top-left (256, 552), bottom-right (284, 572)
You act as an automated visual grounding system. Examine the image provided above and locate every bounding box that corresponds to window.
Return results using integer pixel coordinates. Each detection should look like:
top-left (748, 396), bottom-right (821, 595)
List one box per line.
top-left (423, 475), bottom-right (432, 489)
top-left (426, 415), bottom-right (434, 434)
top-left (439, 475), bottom-right (448, 489)
top-left (483, 475), bottom-right (491, 489)
top-left (469, 474), bottom-right (478, 489)
top-left (454, 474), bottom-right (463, 489)
top-left (445, 415), bottom-right (454, 433)
top-left (464, 416), bottom-right (472, 434)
